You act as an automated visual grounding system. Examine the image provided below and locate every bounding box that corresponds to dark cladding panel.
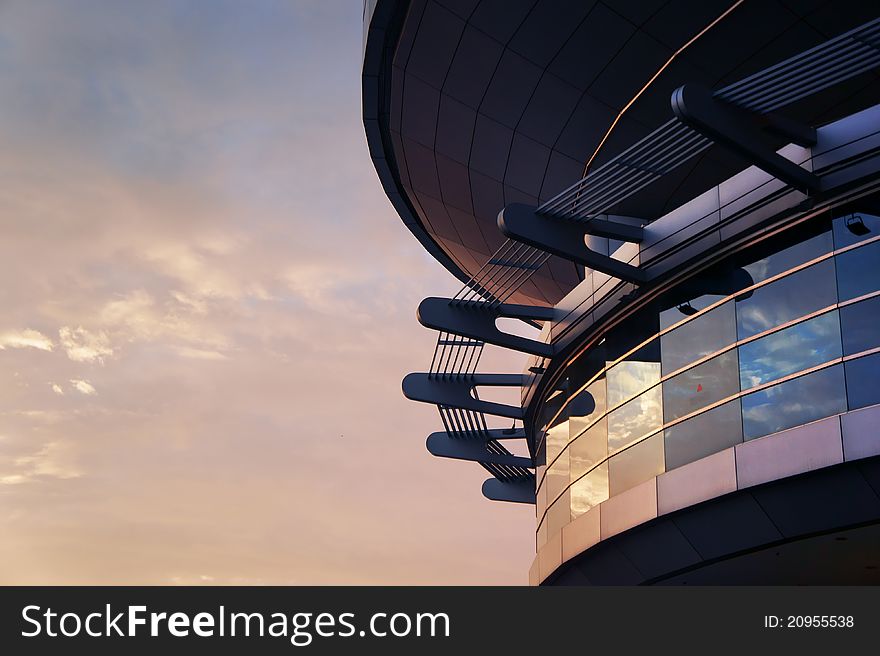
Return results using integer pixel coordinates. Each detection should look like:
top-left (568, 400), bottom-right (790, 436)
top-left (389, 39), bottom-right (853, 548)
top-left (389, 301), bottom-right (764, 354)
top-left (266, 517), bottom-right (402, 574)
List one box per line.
top-left (710, 20), bottom-right (825, 89)
top-left (802, 0), bottom-right (880, 40)
top-left (446, 206), bottom-right (490, 253)
top-left (549, 2), bottom-right (635, 90)
top-left (671, 493), bottom-right (783, 560)
top-left (507, 0), bottom-right (595, 68)
top-left (518, 73), bottom-right (582, 146)
top-left (502, 185), bottom-right (538, 209)
top-left (389, 129), bottom-right (411, 189)
top-left (391, 0), bottom-right (426, 70)
top-left (555, 93), bottom-right (616, 162)
top-left (469, 169), bottom-right (505, 223)
top-left (390, 64), bottom-right (405, 133)
top-left (443, 26), bottom-right (504, 109)
top-left (480, 50), bottom-right (543, 129)
top-left (433, 0), bottom-right (479, 19)
top-left (468, 0), bottom-right (537, 44)
top-left (413, 191), bottom-right (459, 242)
top-left (540, 149), bottom-right (584, 201)
top-left (545, 253), bottom-right (580, 291)
top-left (401, 137), bottom-right (442, 198)
top-left (681, 0), bottom-right (797, 80)
top-left (608, 0), bottom-right (668, 26)
top-left (470, 114), bottom-right (513, 180)
top-left (436, 154), bottom-right (474, 213)
top-left (639, 0), bottom-right (734, 52)
top-left (435, 94), bottom-right (476, 165)
top-left (401, 74), bottom-right (440, 146)
top-left (405, 1), bottom-right (465, 88)
top-left (517, 277), bottom-right (552, 307)
top-left (504, 133), bottom-right (551, 198)
top-left (436, 235), bottom-right (483, 274)
top-left (588, 30), bottom-right (671, 109)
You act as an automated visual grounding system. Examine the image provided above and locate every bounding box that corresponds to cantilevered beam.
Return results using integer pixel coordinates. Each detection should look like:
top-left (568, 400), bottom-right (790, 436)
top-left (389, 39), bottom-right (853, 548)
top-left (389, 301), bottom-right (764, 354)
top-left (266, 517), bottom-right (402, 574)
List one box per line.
top-left (426, 430), bottom-right (533, 468)
top-left (402, 373), bottom-right (526, 419)
top-left (418, 297), bottom-right (554, 358)
top-left (671, 83), bottom-right (820, 194)
top-left (498, 204), bottom-right (648, 284)
top-left (576, 215), bottom-right (645, 242)
top-left (482, 477), bottom-right (535, 504)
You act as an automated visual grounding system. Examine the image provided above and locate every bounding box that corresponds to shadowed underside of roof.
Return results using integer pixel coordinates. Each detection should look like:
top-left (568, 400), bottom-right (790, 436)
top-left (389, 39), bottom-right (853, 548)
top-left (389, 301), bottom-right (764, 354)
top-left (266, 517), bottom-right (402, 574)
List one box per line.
top-left (364, 0), bottom-right (880, 305)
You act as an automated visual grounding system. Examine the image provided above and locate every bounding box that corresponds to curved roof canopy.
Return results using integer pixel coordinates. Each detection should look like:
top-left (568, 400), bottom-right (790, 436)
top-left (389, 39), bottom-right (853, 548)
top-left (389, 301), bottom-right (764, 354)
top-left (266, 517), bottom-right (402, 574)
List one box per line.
top-left (363, 0), bottom-right (880, 305)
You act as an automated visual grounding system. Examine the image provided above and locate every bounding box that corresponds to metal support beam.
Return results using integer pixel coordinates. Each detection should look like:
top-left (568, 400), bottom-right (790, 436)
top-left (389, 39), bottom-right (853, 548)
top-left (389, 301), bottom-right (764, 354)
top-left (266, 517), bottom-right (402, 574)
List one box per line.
top-left (578, 215), bottom-right (645, 242)
top-left (482, 477), bottom-right (535, 504)
top-left (402, 373), bottom-right (526, 419)
top-left (671, 83), bottom-right (821, 194)
top-left (417, 297), bottom-right (554, 358)
top-left (498, 204), bottom-right (648, 284)
top-left (426, 430), bottom-right (533, 468)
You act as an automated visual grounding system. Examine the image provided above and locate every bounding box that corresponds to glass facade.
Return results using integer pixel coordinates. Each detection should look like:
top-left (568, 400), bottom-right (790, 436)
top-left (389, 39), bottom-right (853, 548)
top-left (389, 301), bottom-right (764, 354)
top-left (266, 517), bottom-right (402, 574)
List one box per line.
top-left (534, 197), bottom-right (880, 548)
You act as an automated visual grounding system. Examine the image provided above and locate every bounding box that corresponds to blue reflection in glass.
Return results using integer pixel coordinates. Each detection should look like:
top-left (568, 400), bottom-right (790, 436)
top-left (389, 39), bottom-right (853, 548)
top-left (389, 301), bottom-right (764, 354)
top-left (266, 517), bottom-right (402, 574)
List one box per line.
top-left (832, 211), bottom-right (880, 248)
top-left (661, 301), bottom-right (736, 375)
top-left (736, 259), bottom-right (837, 339)
top-left (664, 400), bottom-right (742, 470)
top-left (741, 365), bottom-right (846, 440)
top-left (844, 353), bottom-right (880, 411)
top-left (742, 230), bottom-right (832, 284)
top-left (840, 296), bottom-right (880, 355)
top-left (836, 239), bottom-right (880, 302)
top-left (739, 311), bottom-right (842, 390)
top-left (663, 350), bottom-right (740, 421)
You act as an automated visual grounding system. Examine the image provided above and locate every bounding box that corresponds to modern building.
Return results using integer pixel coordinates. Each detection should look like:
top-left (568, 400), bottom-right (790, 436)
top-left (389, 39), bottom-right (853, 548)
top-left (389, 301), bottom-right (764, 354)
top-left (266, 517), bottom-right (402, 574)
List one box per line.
top-left (363, 0), bottom-right (880, 584)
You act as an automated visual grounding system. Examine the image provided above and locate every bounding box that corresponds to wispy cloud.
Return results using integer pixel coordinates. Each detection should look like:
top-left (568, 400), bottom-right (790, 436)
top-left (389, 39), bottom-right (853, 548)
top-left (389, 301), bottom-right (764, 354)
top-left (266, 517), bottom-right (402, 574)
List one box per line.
top-left (69, 379), bottom-right (97, 396)
top-left (58, 326), bottom-right (114, 363)
top-left (0, 329), bottom-right (54, 351)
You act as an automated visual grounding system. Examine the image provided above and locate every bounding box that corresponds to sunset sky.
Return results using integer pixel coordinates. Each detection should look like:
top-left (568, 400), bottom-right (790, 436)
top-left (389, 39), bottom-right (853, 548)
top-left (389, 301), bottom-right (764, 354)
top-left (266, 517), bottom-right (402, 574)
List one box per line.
top-left (0, 0), bottom-right (534, 585)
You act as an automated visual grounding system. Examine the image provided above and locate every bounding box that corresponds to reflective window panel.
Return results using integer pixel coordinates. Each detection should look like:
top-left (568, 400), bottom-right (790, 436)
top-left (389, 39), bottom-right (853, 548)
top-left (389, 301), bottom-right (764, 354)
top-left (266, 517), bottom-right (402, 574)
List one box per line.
top-left (570, 462), bottom-right (609, 518)
top-left (568, 377), bottom-right (606, 440)
top-left (832, 210), bottom-right (880, 249)
top-left (607, 385), bottom-right (663, 453)
top-left (735, 259), bottom-right (837, 339)
top-left (606, 357), bottom-right (661, 408)
top-left (661, 300), bottom-right (737, 374)
top-left (742, 229), bottom-right (832, 284)
top-left (844, 352), bottom-right (880, 411)
top-left (608, 434), bottom-right (665, 497)
top-left (739, 310), bottom-right (842, 390)
top-left (544, 416), bottom-right (569, 467)
top-left (741, 365), bottom-right (847, 441)
top-left (536, 464), bottom-right (547, 518)
top-left (569, 417), bottom-right (607, 482)
top-left (664, 400), bottom-right (743, 470)
top-left (546, 489), bottom-right (571, 537)
top-left (840, 296), bottom-right (880, 356)
top-left (544, 446), bottom-right (570, 502)
top-left (663, 350), bottom-right (739, 422)
top-left (836, 238), bottom-right (880, 302)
